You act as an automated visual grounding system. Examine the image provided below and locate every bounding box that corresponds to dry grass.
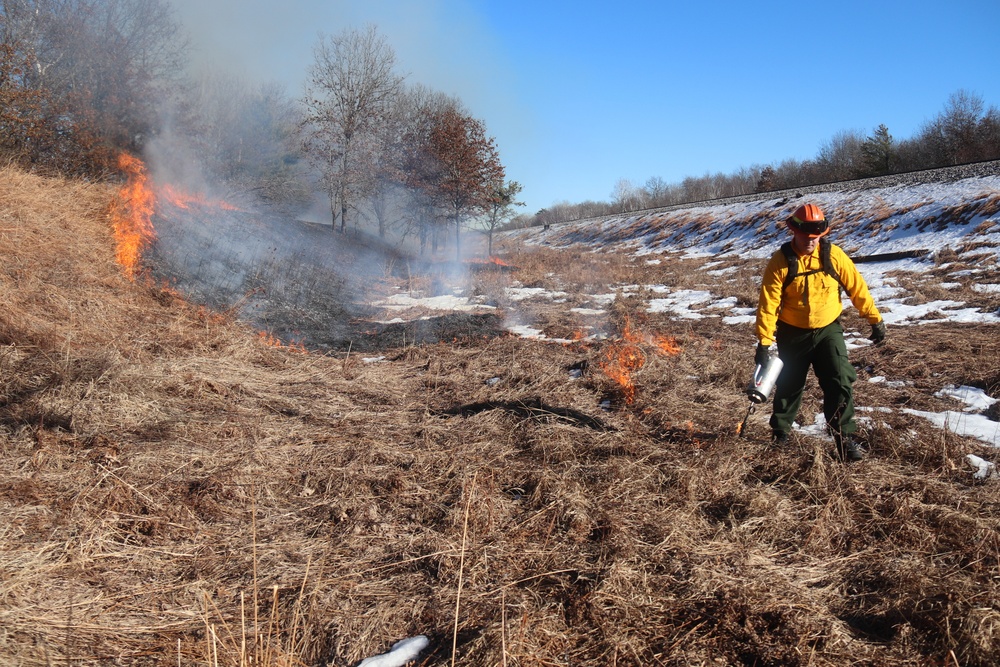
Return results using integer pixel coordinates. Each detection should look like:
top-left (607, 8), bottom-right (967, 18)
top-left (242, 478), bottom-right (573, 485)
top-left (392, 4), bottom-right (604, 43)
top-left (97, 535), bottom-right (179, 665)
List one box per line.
top-left (2, 166), bottom-right (1000, 666)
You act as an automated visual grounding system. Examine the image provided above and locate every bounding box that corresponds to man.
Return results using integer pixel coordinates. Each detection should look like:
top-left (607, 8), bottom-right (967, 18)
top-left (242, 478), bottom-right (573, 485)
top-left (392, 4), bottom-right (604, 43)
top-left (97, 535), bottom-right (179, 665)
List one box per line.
top-left (754, 203), bottom-right (886, 461)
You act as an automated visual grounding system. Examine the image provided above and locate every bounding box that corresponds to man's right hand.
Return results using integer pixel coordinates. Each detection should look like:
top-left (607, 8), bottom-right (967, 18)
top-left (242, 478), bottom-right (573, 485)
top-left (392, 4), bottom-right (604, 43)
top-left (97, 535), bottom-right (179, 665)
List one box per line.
top-left (870, 321), bottom-right (887, 345)
top-left (754, 343), bottom-right (770, 367)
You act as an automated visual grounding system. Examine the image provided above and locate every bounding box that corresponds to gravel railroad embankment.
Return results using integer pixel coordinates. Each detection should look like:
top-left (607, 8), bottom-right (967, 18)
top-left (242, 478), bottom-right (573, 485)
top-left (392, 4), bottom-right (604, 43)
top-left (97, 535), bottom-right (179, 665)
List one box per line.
top-left (559, 159), bottom-right (1000, 226)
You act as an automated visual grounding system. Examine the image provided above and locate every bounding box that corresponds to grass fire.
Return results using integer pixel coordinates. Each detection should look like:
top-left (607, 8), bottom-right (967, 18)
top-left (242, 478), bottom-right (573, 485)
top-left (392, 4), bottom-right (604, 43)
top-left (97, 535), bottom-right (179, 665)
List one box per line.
top-left (109, 153), bottom-right (157, 280)
top-left (598, 316), bottom-right (681, 404)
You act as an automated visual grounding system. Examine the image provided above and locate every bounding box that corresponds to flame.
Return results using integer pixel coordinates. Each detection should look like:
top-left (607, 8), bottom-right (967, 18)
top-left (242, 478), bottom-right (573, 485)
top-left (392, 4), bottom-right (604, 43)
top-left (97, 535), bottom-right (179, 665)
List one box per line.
top-left (599, 341), bottom-right (646, 404)
top-left (108, 157), bottom-right (308, 353)
top-left (108, 155), bottom-right (243, 279)
top-left (110, 153), bottom-right (156, 280)
top-left (158, 183), bottom-right (240, 211)
top-left (655, 334), bottom-right (681, 356)
top-left (258, 331), bottom-right (308, 353)
top-left (464, 256), bottom-right (513, 269)
top-left (598, 316), bottom-right (682, 405)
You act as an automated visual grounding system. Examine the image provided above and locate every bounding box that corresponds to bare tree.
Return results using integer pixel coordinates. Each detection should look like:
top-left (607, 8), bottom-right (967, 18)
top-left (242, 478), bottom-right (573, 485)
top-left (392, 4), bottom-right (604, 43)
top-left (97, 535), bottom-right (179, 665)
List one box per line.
top-left (917, 90), bottom-right (1000, 166)
top-left (816, 129), bottom-right (865, 182)
top-left (732, 165), bottom-right (761, 196)
top-left (979, 107), bottom-right (1000, 161)
top-left (361, 99), bottom-right (406, 238)
top-left (358, 84), bottom-right (452, 240)
top-left (302, 25), bottom-right (403, 233)
top-left (478, 179), bottom-right (523, 256)
top-left (642, 176), bottom-right (669, 207)
top-left (611, 178), bottom-right (641, 212)
top-left (680, 175), bottom-right (713, 202)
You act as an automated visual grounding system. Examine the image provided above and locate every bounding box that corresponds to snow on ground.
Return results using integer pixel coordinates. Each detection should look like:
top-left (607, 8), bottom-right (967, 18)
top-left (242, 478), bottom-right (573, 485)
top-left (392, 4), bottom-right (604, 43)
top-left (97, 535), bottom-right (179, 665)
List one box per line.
top-left (378, 292), bottom-right (491, 313)
top-left (369, 176), bottom-right (1000, 455)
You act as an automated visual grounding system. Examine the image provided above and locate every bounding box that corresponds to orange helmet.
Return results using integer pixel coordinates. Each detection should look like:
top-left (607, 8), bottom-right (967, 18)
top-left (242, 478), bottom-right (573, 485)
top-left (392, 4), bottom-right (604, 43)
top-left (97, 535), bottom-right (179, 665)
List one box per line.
top-left (787, 203), bottom-right (829, 238)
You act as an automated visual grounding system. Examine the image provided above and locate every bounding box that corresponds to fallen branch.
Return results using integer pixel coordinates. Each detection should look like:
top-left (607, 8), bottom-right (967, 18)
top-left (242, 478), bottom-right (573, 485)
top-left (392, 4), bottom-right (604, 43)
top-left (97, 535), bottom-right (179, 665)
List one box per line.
top-left (434, 397), bottom-right (613, 431)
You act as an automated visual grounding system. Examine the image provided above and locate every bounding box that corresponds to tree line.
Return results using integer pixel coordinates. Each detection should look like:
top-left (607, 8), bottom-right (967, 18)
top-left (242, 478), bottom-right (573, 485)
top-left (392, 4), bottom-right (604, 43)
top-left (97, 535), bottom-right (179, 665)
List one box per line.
top-left (0, 4), bottom-right (522, 258)
top-left (1, 0), bottom-right (185, 175)
top-left (520, 90), bottom-right (1000, 228)
top-left (4, 3), bottom-right (996, 245)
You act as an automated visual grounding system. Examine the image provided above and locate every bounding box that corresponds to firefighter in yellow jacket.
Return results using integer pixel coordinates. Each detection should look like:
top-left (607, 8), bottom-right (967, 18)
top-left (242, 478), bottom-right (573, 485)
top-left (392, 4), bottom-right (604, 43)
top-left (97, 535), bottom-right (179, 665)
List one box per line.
top-left (755, 203), bottom-right (886, 461)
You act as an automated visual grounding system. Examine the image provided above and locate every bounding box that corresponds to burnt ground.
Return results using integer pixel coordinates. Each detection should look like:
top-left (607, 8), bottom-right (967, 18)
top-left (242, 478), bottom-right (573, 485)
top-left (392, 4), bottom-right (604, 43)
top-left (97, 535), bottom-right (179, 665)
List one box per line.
top-left (146, 203), bottom-right (516, 352)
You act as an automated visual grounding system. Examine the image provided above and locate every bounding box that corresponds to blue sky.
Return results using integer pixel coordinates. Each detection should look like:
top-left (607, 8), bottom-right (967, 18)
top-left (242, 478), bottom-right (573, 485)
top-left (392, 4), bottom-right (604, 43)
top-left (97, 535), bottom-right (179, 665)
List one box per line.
top-left (170, 0), bottom-right (1000, 216)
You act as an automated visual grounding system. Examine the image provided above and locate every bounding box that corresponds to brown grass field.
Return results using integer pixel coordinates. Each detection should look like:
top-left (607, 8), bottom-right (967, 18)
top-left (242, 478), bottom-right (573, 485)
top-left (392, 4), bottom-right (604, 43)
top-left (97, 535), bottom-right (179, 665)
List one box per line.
top-left (2, 165), bottom-right (1000, 666)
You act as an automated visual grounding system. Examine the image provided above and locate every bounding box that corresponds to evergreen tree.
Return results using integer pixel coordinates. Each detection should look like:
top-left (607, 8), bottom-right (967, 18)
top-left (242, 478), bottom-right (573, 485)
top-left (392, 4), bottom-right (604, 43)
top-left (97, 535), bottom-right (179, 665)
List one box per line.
top-left (754, 166), bottom-right (775, 193)
top-left (860, 124), bottom-right (895, 176)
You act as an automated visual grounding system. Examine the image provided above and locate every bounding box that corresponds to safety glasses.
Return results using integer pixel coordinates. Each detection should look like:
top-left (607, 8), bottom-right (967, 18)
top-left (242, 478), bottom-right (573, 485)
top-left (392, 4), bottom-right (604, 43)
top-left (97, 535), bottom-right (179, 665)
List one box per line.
top-left (790, 218), bottom-right (828, 236)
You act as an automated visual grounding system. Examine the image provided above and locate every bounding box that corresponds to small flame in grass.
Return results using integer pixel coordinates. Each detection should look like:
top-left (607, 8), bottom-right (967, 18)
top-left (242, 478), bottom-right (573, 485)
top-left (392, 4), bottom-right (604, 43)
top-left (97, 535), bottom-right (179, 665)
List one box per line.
top-left (258, 331), bottom-right (308, 354)
top-left (560, 329), bottom-right (594, 351)
top-left (464, 256), bottom-right (511, 265)
top-left (464, 256), bottom-right (515, 271)
top-left (599, 316), bottom-right (682, 405)
top-left (110, 153), bottom-right (156, 280)
top-left (158, 183), bottom-right (241, 211)
top-left (599, 342), bottom-right (646, 404)
top-left (655, 334), bottom-right (681, 356)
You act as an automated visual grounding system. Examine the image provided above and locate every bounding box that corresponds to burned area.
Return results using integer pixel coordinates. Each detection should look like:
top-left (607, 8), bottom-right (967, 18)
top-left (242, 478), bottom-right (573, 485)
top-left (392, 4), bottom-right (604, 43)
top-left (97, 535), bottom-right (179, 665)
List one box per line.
top-left (145, 194), bottom-right (509, 352)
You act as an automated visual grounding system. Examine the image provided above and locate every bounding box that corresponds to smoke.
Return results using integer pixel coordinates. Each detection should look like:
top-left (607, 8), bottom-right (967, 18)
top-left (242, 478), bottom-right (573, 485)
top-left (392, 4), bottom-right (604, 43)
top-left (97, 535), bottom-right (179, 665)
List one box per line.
top-left (135, 2), bottom-right (519, 350)
top-left (141, 108), bottom-right (503, 353)
top-left (140, 101), bottom-right (409, 351)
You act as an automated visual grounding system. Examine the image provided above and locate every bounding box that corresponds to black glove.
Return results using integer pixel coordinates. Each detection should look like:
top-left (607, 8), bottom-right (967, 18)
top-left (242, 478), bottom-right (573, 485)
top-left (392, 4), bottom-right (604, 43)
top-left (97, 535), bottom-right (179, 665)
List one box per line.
top-left (869, 321), bottom-right (886, 345)
top-left (754, 343), bottom-right (770, 367)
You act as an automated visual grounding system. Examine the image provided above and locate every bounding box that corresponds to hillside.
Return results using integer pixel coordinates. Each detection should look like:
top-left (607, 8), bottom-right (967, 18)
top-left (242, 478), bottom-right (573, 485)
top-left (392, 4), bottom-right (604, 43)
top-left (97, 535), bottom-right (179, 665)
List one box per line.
top-left (2, 165), bottom-right (1000, 666)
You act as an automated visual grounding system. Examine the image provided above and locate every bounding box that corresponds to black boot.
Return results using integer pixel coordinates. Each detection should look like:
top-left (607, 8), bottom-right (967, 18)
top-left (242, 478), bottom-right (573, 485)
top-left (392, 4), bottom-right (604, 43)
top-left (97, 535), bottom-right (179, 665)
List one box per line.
top-left (835, 434), bottom-right (864, 462)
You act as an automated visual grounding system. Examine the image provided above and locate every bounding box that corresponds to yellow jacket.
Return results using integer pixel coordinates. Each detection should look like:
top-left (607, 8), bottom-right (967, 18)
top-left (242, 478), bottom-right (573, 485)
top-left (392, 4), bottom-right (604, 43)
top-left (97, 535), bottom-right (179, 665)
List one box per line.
top-left (756, 241), bottom-right (882, 346)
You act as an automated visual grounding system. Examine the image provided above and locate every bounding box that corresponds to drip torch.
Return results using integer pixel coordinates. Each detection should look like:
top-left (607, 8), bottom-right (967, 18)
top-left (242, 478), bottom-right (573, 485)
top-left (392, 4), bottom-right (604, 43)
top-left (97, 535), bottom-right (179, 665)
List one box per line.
top-left (738, 348), bottom-right (783, 438)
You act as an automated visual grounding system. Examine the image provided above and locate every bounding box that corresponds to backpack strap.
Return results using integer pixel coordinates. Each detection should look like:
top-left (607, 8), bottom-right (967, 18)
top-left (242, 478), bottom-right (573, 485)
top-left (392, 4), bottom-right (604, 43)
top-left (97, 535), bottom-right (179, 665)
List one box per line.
top-left (780, 242), bottom-right (798, 291)
top-left (819, 238), bottom-right (849, 293)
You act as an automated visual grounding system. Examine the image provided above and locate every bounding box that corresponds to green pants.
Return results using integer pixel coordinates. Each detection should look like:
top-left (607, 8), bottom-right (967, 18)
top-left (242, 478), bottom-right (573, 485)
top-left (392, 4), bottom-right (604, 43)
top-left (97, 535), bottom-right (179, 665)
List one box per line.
top-left (769, 319), bottom-right (857, 437)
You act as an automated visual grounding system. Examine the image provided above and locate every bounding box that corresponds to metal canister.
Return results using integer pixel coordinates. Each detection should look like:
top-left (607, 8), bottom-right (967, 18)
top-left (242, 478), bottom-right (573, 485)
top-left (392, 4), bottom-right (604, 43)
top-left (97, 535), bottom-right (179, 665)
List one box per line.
top-left (745, 355), bottom-right (784, 404)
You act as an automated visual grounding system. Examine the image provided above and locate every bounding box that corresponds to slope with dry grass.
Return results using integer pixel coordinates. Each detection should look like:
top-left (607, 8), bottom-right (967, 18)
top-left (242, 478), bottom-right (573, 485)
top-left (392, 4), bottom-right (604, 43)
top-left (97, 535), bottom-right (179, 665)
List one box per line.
top-left (2, 166), bottom-right (999, 666)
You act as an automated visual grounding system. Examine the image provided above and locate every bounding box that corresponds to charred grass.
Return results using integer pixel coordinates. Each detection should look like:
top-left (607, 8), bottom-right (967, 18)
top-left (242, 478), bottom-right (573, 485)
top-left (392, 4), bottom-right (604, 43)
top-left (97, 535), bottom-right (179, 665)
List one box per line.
top-left (2, 167), bottom-right (1000, 666)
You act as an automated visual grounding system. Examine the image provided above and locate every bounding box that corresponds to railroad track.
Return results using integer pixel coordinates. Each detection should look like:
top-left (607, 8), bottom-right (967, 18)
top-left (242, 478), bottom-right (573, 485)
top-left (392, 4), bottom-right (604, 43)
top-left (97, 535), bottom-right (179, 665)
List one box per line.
top-left (548, 159), bottom-right (1000, 228)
